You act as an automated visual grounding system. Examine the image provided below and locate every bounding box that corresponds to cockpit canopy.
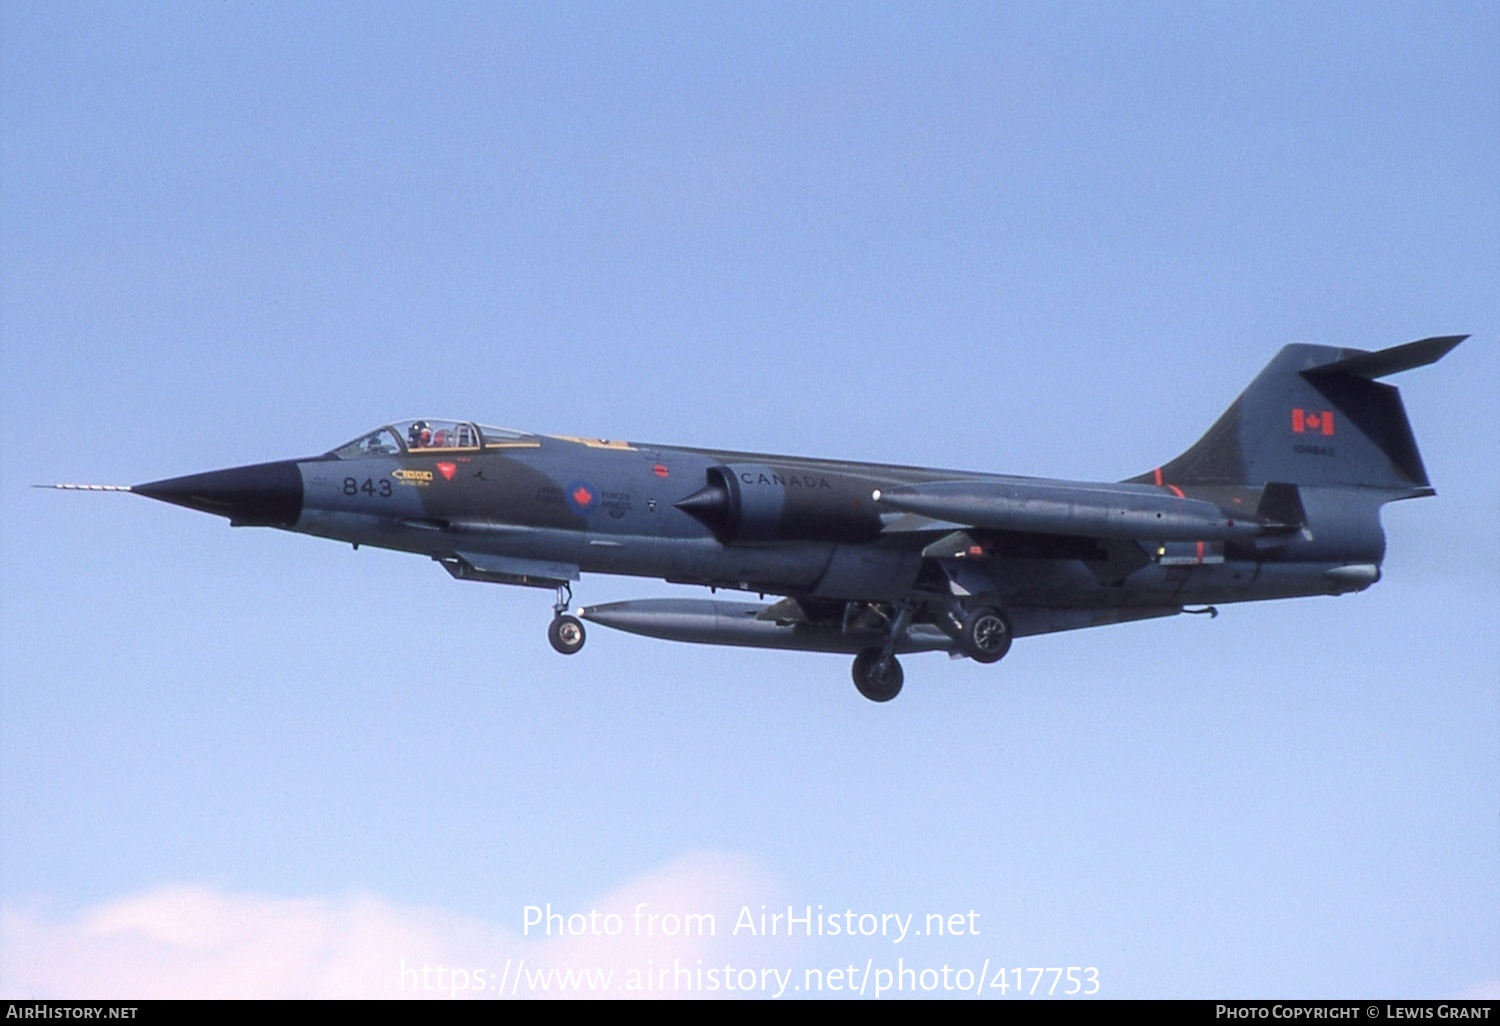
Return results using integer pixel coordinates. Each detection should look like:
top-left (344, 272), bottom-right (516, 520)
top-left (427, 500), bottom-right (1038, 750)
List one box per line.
top-left (329, 420), bottom-right (537, 459)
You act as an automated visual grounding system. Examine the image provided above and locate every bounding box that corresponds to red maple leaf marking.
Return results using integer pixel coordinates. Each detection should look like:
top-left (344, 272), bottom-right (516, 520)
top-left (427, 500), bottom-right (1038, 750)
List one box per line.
top-left (572, 486), bottom-right (594, 506)
top-left (1292, 408), bottom-right (1336, 436)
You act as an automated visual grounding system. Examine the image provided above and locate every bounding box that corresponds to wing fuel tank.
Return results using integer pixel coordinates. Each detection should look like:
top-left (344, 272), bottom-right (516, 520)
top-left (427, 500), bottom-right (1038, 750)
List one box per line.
top-left (873, 480), bottom-right (1268, 542)
top-left (578, 599), bottom-right (955, 655)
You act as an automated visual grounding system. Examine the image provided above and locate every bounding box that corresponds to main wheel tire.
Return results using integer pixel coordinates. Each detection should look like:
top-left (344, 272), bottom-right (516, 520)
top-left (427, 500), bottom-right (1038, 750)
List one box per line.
top-left (548, 614), bottom-right (586, 655)
top-left (961, 606), bottom-right (1012, 664)
top-left (852, 647), bottom-right (904, 702)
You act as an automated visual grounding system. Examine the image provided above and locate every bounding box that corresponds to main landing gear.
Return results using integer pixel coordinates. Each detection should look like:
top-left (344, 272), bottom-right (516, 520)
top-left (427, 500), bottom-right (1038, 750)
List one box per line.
top-left (852, 647), bottom-right (904, 702)
top-left (958, 605), bottom-right (1012, 664)
top-left (548, 583), bottom-right (586, 655)
top-left (848, 600), bottom-right (1014, 702)
top-left (850, 600), bottom-right (917, 702)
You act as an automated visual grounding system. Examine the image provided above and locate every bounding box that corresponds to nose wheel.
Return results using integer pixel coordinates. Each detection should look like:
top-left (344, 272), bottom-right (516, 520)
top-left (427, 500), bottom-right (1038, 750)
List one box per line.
top-left (547, 582), bottom-right (586, 655)
top-left (548, 614), bottom-right (586, 655)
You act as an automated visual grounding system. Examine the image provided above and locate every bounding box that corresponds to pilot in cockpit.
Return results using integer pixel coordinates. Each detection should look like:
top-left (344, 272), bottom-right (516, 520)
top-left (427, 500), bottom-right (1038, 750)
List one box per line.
top-left (408, 421), bottom-right (432, 449)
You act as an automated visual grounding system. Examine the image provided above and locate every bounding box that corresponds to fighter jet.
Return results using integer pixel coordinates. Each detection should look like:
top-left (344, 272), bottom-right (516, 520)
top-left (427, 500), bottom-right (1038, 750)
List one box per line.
top-left (51, 335), bottom-right (1465, 701)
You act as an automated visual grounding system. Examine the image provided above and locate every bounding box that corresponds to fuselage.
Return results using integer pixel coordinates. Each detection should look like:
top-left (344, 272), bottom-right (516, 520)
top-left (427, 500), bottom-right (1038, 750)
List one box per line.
top-left (134, 419), bottom-right (1388, 618)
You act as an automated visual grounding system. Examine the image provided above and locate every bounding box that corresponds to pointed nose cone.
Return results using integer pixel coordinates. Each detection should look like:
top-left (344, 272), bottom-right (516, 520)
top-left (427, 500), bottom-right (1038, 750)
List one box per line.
top-left (134, 460), bottom-right (304, 527)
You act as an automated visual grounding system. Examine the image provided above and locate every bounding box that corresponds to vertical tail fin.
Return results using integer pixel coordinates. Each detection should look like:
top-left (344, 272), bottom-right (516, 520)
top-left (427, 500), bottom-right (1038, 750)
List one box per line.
top-left (1131, 336), bottom-right (1466, 495)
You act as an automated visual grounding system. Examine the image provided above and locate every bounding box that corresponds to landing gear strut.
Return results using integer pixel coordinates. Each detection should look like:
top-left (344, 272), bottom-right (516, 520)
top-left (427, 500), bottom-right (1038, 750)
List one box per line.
top-left (548, 583), bottom-right (585, 655)
top-left (852, 647), bottom-right (903, 702)
top-left (850, 601), bottom-right (916, 702)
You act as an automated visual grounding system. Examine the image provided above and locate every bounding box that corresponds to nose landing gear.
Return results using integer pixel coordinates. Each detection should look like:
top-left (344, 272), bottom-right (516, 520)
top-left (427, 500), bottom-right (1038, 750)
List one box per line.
top-left (548, 583), bottom-right (586, 655)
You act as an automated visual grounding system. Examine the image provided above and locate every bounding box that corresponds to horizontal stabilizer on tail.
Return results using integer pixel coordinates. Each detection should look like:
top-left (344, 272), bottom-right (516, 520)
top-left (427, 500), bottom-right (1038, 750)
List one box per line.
top-left (1302, 335), bottom-right (1467, 380)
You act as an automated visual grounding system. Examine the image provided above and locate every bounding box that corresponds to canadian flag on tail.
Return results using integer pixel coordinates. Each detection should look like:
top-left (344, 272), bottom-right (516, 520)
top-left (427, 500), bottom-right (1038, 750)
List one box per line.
top-left (1292, 408), bottom-right (1335, 435)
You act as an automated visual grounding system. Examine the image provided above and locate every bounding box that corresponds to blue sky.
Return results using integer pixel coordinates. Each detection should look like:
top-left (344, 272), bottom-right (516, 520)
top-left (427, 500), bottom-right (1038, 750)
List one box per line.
top-left (2, 2), bottom-right (1496, 998)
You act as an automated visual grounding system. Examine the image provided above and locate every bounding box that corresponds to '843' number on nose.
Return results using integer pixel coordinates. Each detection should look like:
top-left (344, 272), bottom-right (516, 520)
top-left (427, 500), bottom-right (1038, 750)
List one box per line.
top-left (343, 477), bottom-right (392, 498)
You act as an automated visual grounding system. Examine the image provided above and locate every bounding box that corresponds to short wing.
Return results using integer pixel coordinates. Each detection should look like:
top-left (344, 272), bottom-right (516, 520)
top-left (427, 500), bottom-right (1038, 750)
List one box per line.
top-left (873, 478), bottom-right (1271, 543)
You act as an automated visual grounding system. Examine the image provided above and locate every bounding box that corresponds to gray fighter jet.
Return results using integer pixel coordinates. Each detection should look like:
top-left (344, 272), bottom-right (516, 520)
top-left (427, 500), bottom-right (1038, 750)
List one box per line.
top-left (52, 335), bottom-right (1465, 701)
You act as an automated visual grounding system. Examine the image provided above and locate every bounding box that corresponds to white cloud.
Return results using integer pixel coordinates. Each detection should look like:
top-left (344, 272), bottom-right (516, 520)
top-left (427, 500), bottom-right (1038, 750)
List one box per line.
top-left (1, 851), bottom-right (776, 999)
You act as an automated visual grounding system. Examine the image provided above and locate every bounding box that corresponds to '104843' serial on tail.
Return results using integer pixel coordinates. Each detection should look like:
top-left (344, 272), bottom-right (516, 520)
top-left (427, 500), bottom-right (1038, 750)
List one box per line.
top-left (50, 335), bottom-right (1466, 701)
